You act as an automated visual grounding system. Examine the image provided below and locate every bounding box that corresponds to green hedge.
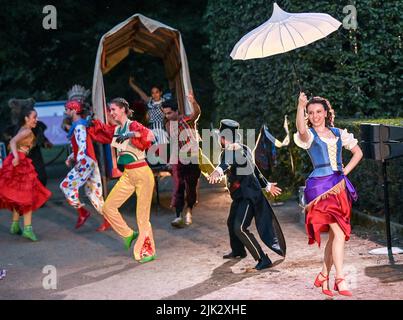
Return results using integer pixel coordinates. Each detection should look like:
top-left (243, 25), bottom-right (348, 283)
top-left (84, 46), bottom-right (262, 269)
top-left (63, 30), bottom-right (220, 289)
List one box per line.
top-left (337, 118), bottom-right (403, 224)
top-left (204, 0), bottom-right (403, 126)
top-left (204, 0), bottom-right (403, 224)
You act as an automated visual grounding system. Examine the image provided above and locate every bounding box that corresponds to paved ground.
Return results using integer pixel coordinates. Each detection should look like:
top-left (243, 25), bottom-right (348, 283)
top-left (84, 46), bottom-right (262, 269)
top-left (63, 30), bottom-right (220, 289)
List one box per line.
top-left (0, 176), bottom-right (402, 300)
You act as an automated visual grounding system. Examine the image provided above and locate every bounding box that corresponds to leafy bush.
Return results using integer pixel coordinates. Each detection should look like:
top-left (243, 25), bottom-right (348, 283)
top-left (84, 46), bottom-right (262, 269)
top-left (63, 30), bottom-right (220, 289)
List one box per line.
top-left (338, 118), bottom-right (403, 224)
top-left (204, 0), bottom-right (403, 222)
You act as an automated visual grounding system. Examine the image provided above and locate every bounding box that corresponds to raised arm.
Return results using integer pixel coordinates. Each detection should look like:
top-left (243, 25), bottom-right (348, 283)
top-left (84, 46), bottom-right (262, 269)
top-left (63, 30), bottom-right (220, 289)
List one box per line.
top-left (186, 91), bottom-right (201, 123)
top-left (129, 76), bottom-right (150, 103)
top-left (296, 92), bottom-right (310, 143)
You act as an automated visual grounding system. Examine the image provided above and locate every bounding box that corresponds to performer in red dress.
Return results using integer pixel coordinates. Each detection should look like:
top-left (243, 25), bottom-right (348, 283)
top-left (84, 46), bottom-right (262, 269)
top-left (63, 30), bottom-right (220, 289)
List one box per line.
top-left (294, 92), bottom-right (363, 297)
top-left (0, 108), bottom-right (52, 241)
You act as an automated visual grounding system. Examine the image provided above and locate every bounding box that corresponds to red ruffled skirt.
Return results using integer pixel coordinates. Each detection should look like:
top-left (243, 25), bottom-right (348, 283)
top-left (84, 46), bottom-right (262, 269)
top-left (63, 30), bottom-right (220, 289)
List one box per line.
top-left (305, 184), bottom-right (352, 247)
top-left (0, 152), bottom-right (52, 215)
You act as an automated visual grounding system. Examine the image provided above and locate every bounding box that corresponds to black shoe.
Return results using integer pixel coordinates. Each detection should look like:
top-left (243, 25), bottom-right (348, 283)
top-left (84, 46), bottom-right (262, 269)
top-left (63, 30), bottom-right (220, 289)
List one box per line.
top-left (223, 252), bottom-right (247, 259)
top-left (255, 254), bottom-right (272, 270)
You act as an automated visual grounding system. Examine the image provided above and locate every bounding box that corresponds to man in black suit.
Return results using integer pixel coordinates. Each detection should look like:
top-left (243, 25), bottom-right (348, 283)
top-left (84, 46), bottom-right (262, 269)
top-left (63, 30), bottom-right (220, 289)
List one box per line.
top-left (208, 119), bottom-right (286, 270)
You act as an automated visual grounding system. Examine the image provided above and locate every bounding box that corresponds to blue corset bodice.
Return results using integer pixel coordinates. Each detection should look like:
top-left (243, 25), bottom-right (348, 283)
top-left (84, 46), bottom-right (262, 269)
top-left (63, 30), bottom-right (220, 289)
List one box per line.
top-left (307, 127), bottom-right (343, 178)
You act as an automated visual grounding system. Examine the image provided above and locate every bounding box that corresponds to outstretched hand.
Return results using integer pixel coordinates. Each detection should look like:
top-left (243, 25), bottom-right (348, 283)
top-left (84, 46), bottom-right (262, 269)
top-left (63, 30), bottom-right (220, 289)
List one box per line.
top-left (208, 170), bottom-right (222, 184)
top-left (115, 133), bottom-right (131, 144)
top-left (266, 182), bottom-right (282, 197)
top-left (114, 131), bottom-right (140, 143)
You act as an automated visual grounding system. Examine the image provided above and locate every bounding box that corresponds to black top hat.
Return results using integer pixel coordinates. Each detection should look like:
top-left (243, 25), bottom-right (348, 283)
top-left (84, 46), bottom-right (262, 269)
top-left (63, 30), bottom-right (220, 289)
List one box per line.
top-left (219, 119), bottom-right (240, 143)
top-left (219, 119), bottom-right (240, 132)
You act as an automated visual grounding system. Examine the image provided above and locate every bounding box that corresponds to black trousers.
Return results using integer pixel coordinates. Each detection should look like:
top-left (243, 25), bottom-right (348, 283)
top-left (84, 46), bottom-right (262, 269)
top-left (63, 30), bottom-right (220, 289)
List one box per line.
top-left (171, 163), bottom-right (201, 213)
top-left (227, 198), bottom-right (265, 261)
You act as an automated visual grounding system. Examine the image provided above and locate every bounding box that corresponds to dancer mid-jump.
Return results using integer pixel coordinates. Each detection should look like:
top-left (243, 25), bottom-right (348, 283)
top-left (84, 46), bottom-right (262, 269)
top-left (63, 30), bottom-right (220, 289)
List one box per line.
top-left (60, 86), bottom-right (108, 231)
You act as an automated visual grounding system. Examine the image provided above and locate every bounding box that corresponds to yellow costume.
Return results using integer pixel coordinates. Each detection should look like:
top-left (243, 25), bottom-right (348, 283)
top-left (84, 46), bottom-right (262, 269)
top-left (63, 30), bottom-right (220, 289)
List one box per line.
top-left (89, 119), bottom-right (156, 262)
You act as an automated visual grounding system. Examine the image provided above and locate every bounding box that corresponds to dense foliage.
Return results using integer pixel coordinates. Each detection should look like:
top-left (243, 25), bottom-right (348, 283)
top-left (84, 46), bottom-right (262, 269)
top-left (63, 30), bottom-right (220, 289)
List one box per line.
top-left (0, 0), bottom-right (213, 128)
top-left (204, 0), bottom-right (402, 126)
top-left (204, 0), bottom-right (402, 197)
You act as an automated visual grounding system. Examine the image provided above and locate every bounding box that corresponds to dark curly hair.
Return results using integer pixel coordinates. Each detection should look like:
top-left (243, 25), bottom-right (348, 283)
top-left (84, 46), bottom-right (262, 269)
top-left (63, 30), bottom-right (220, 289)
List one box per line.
top-left (161, 99), bottom-right (178, 112)
top-left (305, 96), bottom-right (335, 128)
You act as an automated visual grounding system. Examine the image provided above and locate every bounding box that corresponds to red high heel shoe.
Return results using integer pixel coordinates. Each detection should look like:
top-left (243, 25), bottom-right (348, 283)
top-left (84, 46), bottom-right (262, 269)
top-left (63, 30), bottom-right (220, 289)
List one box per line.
top-left (334, 278), bottom-right (352, 296)
top-left (314, 272), bottom-right (334, 297)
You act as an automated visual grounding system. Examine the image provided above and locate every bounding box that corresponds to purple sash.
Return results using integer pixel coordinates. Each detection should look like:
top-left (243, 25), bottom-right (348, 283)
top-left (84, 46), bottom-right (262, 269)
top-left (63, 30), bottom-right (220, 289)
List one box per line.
top-left (304, 172), bottom-right (358, 204)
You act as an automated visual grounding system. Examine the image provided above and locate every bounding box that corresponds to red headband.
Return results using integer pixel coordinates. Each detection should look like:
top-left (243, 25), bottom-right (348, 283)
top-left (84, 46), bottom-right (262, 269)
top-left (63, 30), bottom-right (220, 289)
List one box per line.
top-left (65, 100), bottom-right (83, 113)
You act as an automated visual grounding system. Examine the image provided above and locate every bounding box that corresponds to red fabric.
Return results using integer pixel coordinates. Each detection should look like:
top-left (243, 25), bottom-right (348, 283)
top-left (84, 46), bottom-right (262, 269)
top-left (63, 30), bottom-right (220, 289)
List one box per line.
top-left (88, 119), bottom-right (153, 151)
top-left (229, 180), bottom-right (241, 193)
top-left (305, 189), bottom-right (352, 247)
top-left (140, 236), bottom-right (154, 258)
top-left (177, 116), bottom-right (194, 150)
top-left (0, 152), bottom-right (52, 215)
top-left (129, 121), bottom-right (154, 151)
top-left (182, 115), bottom-right (192, 123)
top-left (124, 160), bottom-right (147, 169)
top-left (71, 132), bottom-right (97, 162)
top-left (65, 100), bottom-right (83, 113)
top-left (87, 119), bottom-right (116, 144)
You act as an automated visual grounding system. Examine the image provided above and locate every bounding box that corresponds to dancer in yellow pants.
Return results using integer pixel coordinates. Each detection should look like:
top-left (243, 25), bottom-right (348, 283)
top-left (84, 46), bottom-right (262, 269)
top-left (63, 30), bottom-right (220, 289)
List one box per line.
top-left (103, 164), bottom-right (155, 261)
top-left (88, 98), bottom-right (156, 263)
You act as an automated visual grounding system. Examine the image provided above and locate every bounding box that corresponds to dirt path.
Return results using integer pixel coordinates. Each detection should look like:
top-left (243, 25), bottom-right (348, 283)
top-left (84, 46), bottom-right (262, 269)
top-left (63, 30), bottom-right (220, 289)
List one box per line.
top-left (0, 178), bottom-right (401, 300)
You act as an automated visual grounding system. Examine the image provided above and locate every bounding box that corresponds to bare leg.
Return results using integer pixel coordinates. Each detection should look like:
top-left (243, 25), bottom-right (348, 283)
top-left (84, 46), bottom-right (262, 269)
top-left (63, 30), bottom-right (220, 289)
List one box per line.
top-left (21, 210), bottom-right (37, 241)
top-left (319, 228), bottom-right (334, 291)
top-left (23, 211), bottom-right (32, 226)
top-left (10, 210), bottom-right (22, 234)
top-left (12, 209), bottom-right (20, 222)
top-left (330, 222), bottom-right (349, 291)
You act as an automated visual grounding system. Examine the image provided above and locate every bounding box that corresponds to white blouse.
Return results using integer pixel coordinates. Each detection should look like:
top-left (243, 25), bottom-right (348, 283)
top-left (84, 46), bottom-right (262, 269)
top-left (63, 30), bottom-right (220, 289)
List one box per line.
top-left (293, 128), bottom-right (358, 171)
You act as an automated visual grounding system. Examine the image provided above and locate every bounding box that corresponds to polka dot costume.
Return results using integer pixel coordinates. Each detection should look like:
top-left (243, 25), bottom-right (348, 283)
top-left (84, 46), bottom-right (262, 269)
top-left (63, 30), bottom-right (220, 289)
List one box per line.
top-left (60, 124), bottom-right (104, 212)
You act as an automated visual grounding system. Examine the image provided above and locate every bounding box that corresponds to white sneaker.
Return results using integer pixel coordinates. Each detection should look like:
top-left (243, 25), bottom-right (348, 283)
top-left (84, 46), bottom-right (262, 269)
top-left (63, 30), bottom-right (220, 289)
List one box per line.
top-left (171, 217), bottom-right (185, 228)
top-left (184, 209), bottom-right (192, 225)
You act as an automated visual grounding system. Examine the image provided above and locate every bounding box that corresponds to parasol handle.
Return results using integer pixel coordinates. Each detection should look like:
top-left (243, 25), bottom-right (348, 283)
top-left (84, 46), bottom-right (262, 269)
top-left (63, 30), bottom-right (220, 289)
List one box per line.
top-left (291, 59), bottom-right (303, 92)
top-left (290, 58), bottom-right (313, 98)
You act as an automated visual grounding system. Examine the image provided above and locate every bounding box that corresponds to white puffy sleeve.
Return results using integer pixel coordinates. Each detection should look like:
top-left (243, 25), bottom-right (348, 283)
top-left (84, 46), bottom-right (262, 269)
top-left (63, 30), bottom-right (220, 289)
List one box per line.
top-left (340, 128), bottom-right (358, 150)
top-left (293, 130), bottom-right (314, 149)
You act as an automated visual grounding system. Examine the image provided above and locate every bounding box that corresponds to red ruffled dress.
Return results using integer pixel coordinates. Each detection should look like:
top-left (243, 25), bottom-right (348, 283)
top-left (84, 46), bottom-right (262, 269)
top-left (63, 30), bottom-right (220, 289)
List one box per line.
top-left (0, 132), bottom-right (52, 215)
